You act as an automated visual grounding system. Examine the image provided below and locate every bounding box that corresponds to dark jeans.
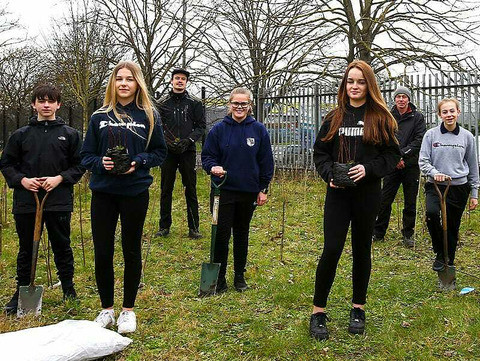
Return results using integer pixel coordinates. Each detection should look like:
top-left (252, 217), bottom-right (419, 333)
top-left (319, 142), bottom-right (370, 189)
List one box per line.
top-left (374, 166), bottom-right (420, 239)
top-left (91, 190), bottom-right (149, 309)
top-left (160, 151), bottom-right (199, 230)
top-left (14, 211), bottom-right (74, 288)
top-left (425, 182), bottom-right (469, 264)
top-left (313, 182), bottom-right (381, 307)
top-left (212, 190), bottom-right (257, 279)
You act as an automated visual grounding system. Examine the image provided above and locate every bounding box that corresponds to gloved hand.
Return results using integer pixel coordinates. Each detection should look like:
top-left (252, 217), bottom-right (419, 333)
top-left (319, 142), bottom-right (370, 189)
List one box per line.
top-left (177, 138), bottom-right (192, 153)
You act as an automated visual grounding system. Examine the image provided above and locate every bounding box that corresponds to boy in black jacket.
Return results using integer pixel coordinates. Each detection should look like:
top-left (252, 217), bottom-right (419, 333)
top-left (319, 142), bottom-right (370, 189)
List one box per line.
top-left (155, 68), bottom-right (206, 239)
top-left (1, 84), bottom-right (85, 315)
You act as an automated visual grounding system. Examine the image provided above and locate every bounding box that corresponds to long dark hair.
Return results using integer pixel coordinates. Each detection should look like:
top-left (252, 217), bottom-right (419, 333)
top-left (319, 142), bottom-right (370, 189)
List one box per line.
top-left (322, 60), bottom-right (397, 145)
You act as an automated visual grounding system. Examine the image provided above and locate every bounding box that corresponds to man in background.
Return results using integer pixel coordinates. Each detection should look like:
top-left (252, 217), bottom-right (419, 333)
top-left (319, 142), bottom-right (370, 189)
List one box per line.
top-left (373, 86), bottom-right (426, 247)
top-left (156, 68), bottom-right (206, 239)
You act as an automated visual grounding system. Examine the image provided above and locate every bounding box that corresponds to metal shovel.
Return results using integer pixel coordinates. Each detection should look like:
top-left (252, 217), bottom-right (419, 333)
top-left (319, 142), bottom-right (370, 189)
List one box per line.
top-left (17, 192), bottom-right (49, 317)
top-left (433, 180), bottom-right (456, 291)
top-left (199, 173), bottom-right (227, 297)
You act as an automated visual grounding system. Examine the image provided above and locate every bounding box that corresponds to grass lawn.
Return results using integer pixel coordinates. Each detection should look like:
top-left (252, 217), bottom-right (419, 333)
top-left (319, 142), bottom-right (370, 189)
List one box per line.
top-left (0, 169), bottom-right (479, 360)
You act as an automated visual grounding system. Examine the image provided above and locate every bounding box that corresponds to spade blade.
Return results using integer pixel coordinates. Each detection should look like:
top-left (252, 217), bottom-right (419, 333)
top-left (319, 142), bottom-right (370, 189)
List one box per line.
top-left (199, 262), bottom-right (221, 297)
top-left (17, 285), bottom-right (44, 317)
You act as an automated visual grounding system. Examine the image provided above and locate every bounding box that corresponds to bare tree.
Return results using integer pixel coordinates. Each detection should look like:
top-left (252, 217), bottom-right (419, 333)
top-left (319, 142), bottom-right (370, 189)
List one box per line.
top-left (0, 46), bottom-right (42, 131)
top-left (308, 0), bottom-right (480, 77)
top-left (96, 0), bottom-right (211, 95)
top-left (0, 6), bottom-right (22, 50)
top-left (197, 0), bottom-right (321, 99)
top-left (46, 0), bottom-right (121, 134)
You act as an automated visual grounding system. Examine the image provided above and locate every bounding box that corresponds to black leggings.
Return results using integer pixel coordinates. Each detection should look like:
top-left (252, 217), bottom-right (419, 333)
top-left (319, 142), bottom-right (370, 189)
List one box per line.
top-left (425, 182), bottom-right (469, 264)
top-left (91, 190), bottom-right (149, 309)
top-left (212, 190), bottom-right (257, 279)
top-left (313, 182), bottom-right (381, 307)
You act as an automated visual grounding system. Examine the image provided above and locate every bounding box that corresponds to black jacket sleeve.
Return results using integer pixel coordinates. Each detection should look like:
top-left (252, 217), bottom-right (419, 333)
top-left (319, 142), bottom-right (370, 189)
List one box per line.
top-left (363, 136), bottom-right (401, 180)
top-left (401, 112), bottom-right (426, 161)
top-left (59, 129), bottom-right (86, 184)
top-left (0, 131), bottom-right (26, 188)
top-left (188, 99), bottom-right (206, 142)
top-left (313, 121), bottom-right (335, 184)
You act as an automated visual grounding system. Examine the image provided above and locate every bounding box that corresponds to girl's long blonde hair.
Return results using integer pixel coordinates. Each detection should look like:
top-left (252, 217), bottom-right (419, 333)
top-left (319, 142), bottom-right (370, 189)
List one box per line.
top-left (98, 61), bottom-right (156, 147)
top-left (322, 60), bottom-right (398, 145)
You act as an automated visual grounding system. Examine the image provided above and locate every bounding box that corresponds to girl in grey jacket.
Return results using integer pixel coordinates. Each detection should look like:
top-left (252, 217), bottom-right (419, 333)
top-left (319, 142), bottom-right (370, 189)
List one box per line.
top-left (418, 98), bottom-right (479, 272)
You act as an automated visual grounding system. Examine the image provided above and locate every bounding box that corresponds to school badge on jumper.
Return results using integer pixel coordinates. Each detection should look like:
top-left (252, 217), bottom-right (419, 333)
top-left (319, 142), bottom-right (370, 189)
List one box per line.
top-left (246, 138), bottom-right (255, 147)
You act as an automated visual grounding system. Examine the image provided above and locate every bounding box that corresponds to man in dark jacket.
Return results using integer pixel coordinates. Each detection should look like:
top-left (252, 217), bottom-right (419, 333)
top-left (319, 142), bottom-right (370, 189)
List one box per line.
top-left (1, 84), bottom-right (85, 315)
top-left (373, 86), bottom-right (426, 247)
top-left (156, 68), bottom-right (206, 239)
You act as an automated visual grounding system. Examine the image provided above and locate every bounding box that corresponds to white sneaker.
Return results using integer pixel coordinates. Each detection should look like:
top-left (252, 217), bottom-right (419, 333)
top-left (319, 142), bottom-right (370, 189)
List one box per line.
top-left (117, 310), bottom-right (136, 334)
top-left (94, 309), bottom-right (115, 328)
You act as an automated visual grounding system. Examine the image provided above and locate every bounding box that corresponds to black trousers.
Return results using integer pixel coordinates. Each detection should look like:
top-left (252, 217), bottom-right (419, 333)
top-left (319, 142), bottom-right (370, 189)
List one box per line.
top-left (374, 166), bottom-right (420, 239)
top-left (160, 151), bottom-right (199, 230)
top-left (212, 190), bottom-right (257, 279)
top-left (14, 211), bottom-right (74, 289)
top-left (91, 190), bottom-right (149, 309)
top-left (425, 182), bottom-right (469, 265)
top-left (313, 182), bottom-right (381, 307)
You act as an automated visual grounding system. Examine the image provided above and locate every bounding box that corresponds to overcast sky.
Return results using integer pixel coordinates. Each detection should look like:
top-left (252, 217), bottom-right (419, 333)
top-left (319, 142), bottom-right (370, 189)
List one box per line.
top-left (3, 0), bottom-right (67, 39)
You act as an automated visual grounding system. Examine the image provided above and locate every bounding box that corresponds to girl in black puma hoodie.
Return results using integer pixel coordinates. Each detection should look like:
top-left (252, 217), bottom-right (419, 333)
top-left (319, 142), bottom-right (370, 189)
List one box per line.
top-left (309, 60), bottom-right (400, 340)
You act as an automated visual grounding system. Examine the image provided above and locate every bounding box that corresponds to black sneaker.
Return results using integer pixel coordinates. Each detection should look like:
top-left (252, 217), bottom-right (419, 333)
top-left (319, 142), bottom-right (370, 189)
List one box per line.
top-left (154, 228), bottom-right (169, 237)
top-left (188, 229), bottom-right (202, 239)
top-left (432, 253), bottom-right (445, 272)
top-left (309, 312), bottom-right (329, 340)
top-left (234, 273), bottom-right (248, 292)
top-left (63, 284), bottom-right (77, 300)
top-left (4, 290), bottom-right (19, 315)
top-left (348, 307), bottom-right (365, 334)
top-left (216, 277), bottom-right (228, 294)
top-left (403, 236), bottom-right (414, 248)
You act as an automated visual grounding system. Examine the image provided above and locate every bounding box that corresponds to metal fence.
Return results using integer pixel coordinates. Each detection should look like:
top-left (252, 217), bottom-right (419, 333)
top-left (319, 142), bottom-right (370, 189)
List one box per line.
top-left (257, 72), bottom-right (480, 170)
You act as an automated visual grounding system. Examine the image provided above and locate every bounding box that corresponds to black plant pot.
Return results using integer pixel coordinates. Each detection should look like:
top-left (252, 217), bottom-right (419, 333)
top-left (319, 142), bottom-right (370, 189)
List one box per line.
top-left (105, 145), bottom-right (131, 175)
top-left (332, 162), bottom-right (357, 187)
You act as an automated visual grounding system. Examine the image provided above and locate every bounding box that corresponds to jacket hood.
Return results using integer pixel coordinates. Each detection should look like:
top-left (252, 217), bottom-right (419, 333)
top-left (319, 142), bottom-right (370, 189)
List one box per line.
top-left (28, 116), bottom-right (66, 126)
top-left (223, 115), bottom-right (256, 125)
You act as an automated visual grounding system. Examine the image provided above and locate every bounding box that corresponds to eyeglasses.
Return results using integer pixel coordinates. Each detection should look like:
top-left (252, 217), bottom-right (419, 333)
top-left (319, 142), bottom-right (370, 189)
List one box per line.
top-left (230, 101), bottom-right (250, 109)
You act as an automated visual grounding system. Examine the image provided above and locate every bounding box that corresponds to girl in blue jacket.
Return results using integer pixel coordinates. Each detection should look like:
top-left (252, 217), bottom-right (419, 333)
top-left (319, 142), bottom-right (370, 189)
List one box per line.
top-left (202, 87), bottom-right (274, 293)
top-left (81, 61), bottom-right (167, 333)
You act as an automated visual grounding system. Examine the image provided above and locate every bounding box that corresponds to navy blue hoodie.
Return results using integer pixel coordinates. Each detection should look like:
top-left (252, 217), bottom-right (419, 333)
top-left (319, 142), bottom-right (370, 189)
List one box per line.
top-left (81, 102), bottom-right (167, 196)
top-left (202, 115), bottom-right (274, 193)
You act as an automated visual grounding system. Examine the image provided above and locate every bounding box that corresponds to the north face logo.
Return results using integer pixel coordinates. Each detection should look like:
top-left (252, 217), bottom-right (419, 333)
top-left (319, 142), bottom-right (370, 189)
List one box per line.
top-left (58, 136), bottom-right (66, 141)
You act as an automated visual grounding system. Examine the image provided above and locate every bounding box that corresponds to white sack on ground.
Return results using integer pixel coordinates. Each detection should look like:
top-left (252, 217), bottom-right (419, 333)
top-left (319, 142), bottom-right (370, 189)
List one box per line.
top-left (0, 319), bottom-right (132, 361)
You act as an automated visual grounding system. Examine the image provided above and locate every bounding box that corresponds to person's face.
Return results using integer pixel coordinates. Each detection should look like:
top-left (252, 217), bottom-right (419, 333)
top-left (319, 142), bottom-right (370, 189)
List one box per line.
top-left (346, 67), bottom-right (368, 105)
top-left (395, 94), bottom-right (409, 112)
top-left (439, 101), bottom-right (460, 129)
top-left (115, 67), bottom-right (138, 104)
top-left (32, 98), bottom-right (60, 121)
top-left (171, 73), bottom-right (188, 93)
top-left (229, 94), bottom-right (250, 122)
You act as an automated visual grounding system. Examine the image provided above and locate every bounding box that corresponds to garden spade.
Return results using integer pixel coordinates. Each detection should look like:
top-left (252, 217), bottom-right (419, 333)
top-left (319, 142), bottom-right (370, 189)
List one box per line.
top-left (18, 192), bottom-right (49, 317)
top-left (199, 173), bottom-right (227, 297)
top-left (433, 180), bottom-right (456, 291)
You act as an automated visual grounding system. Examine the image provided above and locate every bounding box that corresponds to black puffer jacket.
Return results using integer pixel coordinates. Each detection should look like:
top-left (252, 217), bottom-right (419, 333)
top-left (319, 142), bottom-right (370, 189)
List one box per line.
top-left (157, 90), bottom-right (206, 152)
top-left (391, 103), bottom-right (426, 167)
top-left (0, 117), bottom-right (85, 214)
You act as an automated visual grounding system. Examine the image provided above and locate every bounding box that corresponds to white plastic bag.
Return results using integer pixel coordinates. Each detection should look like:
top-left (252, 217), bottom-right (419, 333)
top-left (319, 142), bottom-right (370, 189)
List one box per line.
top-left (0, 319), bottom-right (132, 361)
